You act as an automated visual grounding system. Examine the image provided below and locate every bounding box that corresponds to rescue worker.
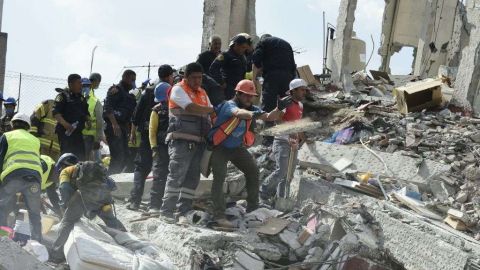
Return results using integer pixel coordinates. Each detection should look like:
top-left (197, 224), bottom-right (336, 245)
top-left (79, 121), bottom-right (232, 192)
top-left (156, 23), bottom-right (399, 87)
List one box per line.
top-left (40, 154), bottom-right (62, 217)
top-left (207, 80), bottom-right (288, 227)
top-left (210, 34), bottom-right (251, 100)
top-left (103, 70), bottom-right (137, 175)
top-left (146, 82), bottom-right (171, 213)
top-left (0, 97), bottom-right (16, 135)
top-left (53, 74), bottom-right (89, 160)
top-left (252, 34), bottom-right (296, 146)
top-left (160, 62), bottom-right (213, 224)
top-left (260, 79), bottom-right (307, 203)
top-left (53, 153), bottom-right (79, 209)
top-left (127, 65), bottom-right (174, 210)
top-left (49, 161), bottom-right (125, 262)
top-left (197, 35), bottom-right (222, 75)
top-left (0, 113), bottom-right (43, 242)
top-left (30, 97), bottom-right (61, 160)
top-left (82, 74), bottom-right (104, 161)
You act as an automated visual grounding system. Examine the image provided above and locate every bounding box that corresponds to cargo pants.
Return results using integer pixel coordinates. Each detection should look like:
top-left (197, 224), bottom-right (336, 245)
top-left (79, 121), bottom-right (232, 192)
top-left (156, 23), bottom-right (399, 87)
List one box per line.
top-left (0, 175), bottom-right (42, 242)
top-left (160, 140), bottom-right (204, 216)
top-left (129, 131), bottom-right (153, 205)
top-left (211, 146), bottom-right (259, 218)
top-left (150, 143), bottom-right (169, 209)
top-left (260, 139), bottom-right (298, 199)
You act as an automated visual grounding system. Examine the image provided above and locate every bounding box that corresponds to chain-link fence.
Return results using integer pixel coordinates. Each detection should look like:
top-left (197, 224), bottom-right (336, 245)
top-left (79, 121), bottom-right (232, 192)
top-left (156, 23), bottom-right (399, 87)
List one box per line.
top-left (4, 71), bottom-right (109, 114)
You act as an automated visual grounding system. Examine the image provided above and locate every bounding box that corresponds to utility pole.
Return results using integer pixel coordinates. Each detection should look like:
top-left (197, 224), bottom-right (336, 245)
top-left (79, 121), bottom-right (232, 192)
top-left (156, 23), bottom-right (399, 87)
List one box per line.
top-left (90, 45), bottom-right (98, 75)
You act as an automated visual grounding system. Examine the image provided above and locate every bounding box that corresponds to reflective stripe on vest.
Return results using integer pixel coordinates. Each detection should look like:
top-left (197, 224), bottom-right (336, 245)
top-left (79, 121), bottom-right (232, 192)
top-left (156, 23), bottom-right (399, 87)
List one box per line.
top-left (82, 93), bottom-right (98, 136)
top-left (40, 155), bottom-right (55, 190)
top-left (212, 116), bottom-right (255, 147)
top-left (39, 137), bottom-right (60, 152)
top-left (1, 129), bottom-right (42, 181)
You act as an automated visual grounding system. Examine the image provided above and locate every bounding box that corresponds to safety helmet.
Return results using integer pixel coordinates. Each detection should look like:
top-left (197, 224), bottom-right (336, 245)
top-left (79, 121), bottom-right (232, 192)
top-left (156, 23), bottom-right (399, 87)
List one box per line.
top-left (54, 153), bottom-right (79, 174)
top-left (289, 79), bottom-right (308, 92)
top-left (229, 33), bottom-right (251, 47)
top-left (81, 78), bottom-right (92, 86)
top-left (3, 97), bottom-right (16, 105)
top-left (11, 113), bottom-right (31, 127)
top-left (235, 80), bottom-right (257, 96)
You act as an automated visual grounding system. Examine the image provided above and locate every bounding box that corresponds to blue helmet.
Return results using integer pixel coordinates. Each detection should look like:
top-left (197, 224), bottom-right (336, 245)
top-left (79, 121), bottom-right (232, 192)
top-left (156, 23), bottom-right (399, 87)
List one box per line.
top-left (3, 97), bottom-right (16, 105)
top-left (81, 78), bottom-right (92, 86)
top-left (54, 153), bottom-right (78, 174)
top-left (154, 82), bottom-right (171, 103)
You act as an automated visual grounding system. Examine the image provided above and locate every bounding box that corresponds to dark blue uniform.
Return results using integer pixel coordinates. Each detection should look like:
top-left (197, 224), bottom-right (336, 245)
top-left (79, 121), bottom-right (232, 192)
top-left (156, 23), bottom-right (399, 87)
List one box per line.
top-left (252, 36), bottom-right (296, 112)
top-left (103, 82), bottom-right (137, 175)
top-left (53, 89), bottom-right (89, 160)
top-left (209, 48), bottom-right (247, 100)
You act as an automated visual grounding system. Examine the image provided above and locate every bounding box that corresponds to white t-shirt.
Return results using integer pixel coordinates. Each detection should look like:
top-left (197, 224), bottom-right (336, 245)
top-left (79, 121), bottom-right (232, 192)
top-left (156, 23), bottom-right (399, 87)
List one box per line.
top-left (170, 85), bottom-right (212, 109)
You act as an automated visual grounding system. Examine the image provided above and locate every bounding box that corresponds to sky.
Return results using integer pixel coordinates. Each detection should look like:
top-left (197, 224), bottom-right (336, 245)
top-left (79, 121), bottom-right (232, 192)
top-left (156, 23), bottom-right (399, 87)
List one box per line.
top-left (2, 0), bottom-right (413, 113)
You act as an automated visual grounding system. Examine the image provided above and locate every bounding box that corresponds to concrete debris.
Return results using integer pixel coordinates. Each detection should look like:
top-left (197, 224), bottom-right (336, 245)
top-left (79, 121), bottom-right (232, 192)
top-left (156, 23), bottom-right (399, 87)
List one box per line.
top-left (0, 236), bottom-right (51, 270)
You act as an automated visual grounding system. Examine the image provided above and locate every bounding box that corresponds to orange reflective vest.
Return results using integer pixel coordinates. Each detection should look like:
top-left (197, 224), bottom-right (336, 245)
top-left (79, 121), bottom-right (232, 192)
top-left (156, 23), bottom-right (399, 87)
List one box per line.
top-left (210, 102), bottom-right (256, 147)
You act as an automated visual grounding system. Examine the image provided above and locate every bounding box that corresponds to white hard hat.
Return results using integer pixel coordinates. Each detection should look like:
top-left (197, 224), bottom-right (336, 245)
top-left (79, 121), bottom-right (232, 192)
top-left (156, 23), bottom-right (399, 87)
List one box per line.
top-left (289, 79), bottom-right (308, 91)
top-left (11, 113), bottom-right (31, 127)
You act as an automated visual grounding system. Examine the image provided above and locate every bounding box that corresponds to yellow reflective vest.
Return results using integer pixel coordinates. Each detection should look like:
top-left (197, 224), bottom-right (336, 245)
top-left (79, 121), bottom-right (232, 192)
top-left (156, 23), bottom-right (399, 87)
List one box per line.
top-left (30, 100), bottom-right (60, 158)
top-left (82, 92), bottom-right (98, 137)
top-left (40, 155), bottom-right (55, 190)
top-left (1, 129), bottom-right (42, 181)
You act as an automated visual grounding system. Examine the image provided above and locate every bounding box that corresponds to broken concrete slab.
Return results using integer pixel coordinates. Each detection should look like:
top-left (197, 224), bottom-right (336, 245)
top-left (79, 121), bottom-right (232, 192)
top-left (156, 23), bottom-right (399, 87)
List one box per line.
top-left (0, 237), bottom-right (51, 270)
top-left (298, 142), bottom-right (451, 190)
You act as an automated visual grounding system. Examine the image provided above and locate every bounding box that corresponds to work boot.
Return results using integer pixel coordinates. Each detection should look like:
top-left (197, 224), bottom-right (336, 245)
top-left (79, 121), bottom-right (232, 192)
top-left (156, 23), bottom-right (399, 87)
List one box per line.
top-left (215, 218), bottom-right (234, 228)
top-left (159, 212), bottom-right (175, 224)
top-left (126, 202), bottom-right (140, 211)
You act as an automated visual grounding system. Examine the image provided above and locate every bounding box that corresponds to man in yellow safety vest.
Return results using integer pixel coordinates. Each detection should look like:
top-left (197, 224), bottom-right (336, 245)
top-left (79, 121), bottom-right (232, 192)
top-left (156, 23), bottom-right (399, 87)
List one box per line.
top-left (30, 97), bottom-right (61, 160)
top-left (81, 75), bottom-right (104, 161)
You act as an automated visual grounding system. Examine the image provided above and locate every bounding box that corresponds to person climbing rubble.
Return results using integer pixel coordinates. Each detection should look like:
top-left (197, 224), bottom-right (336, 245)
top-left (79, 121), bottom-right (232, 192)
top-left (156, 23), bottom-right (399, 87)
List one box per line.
top-left (207, 79), bottom-right (289, 227)
top-left (260, 79), bottom-right (307, 204)
top-left (159, 62), bottom-right (214, 224)
top-left (49, 160), bottom-right (125, 263)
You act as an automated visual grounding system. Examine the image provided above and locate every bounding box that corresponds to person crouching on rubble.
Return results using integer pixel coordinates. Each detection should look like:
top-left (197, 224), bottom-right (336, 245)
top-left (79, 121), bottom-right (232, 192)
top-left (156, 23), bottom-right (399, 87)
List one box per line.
top-left (260, 79), bottom-right (307, 204)
top-left (49, 160), bottom-right (125, 262)
top-left (207, 79), bottom-right (291, 227)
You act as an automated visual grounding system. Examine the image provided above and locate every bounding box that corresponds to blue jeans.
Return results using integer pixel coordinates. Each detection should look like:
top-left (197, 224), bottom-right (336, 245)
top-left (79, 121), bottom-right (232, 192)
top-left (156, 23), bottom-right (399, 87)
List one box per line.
top-left (260, 139), bottom-right (297, 199)
top-left (160, 140), bottom-right (204, 216)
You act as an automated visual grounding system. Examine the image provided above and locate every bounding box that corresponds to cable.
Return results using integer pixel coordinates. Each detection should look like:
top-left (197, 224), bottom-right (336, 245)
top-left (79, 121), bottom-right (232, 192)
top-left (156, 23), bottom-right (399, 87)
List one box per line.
top-left (364, 34), bottom-right (375, 71)
top-left (359, 138), bottom-right (389, 201)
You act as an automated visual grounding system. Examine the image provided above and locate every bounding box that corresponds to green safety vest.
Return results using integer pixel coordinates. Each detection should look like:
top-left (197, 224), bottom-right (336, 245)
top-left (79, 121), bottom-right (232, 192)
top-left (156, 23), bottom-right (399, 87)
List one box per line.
top-left (40, 154), bottom-right (55, 190)
top-left (1, 129), bottom-right (42, 181)
top-left (82, 92), bottom-right (98, 137)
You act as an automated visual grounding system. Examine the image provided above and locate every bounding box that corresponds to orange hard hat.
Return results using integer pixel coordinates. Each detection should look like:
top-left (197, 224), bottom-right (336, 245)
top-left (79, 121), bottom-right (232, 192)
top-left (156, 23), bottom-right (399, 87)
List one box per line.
top-left (235, 79), bottom-right (257, 96)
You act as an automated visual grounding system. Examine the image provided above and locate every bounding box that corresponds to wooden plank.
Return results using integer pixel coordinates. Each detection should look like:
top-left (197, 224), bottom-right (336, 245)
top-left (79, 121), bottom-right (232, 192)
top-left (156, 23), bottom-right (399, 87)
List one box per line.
top-left (444, 216), bottom-right (467, 231)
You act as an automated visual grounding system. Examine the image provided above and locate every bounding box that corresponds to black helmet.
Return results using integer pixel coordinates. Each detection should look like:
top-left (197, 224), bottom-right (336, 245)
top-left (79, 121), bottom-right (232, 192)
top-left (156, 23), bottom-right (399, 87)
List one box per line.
top-left (55, 153), bottom-right (78, 174)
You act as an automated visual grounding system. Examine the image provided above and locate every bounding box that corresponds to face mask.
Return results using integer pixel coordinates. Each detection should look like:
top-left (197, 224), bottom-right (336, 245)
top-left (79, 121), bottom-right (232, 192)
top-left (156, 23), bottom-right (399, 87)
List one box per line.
top-left (82, 87), bottom-right (91, 96)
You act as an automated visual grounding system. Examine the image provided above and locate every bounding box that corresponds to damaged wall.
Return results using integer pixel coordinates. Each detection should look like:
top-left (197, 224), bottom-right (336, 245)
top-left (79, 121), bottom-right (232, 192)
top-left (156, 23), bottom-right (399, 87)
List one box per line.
top-left (331, 0), bottom-right (358, 91)
top-left (379, 0), bottom-right (459, 77)
top-left (201, 0), bottom-right (256, 52)
top-left (452, 0), bottom-right (480, 114)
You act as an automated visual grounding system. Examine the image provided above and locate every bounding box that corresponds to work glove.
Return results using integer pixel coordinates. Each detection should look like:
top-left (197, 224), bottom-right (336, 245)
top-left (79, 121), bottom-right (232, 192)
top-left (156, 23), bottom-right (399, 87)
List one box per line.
top-left (277, 96), bottom-right (293, 111)
top-left (252, 110), bottom-right (265, 119)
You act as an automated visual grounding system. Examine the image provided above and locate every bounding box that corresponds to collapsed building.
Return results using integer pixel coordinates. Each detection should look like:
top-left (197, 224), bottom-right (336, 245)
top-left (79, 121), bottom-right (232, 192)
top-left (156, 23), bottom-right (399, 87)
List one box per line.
top-left (5, 1), bottom-right (480, 270)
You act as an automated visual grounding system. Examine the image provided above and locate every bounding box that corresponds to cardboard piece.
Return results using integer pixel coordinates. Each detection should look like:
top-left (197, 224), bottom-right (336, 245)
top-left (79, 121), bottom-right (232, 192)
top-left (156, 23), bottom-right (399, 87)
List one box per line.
top-left (395, 79), bottom-right (443, 114)
top-left (256, 217), bottom-right (291, 236)
top-left (297, 65), bottom-right (319, 87)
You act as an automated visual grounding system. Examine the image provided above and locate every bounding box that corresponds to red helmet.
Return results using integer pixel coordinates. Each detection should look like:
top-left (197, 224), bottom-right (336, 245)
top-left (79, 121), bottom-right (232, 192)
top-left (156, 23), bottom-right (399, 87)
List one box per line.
top-left (235, 80), bottom-right (257, 96)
